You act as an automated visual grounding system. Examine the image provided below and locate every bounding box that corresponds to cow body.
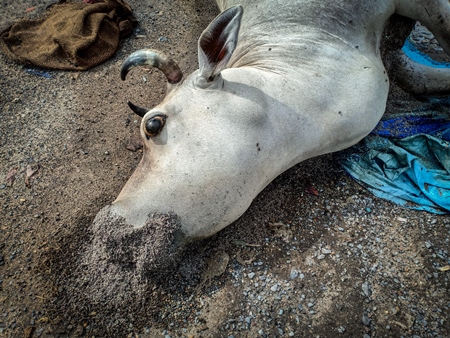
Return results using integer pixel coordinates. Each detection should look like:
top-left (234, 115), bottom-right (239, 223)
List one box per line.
top-left (93, 0), bottom-right (450, 273)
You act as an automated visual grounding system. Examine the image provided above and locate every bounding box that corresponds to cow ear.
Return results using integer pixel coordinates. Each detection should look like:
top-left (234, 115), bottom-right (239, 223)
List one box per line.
top-left (198, 5), bottom-right (243, 81)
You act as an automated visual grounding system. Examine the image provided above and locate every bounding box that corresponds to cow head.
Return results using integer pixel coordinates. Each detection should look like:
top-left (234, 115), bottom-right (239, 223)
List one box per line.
top-left (92, 6), bottom-right (273, 274)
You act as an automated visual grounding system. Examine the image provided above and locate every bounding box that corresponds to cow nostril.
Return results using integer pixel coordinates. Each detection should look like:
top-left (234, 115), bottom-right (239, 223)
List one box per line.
top-left (144, 114), bottom-right (166, 138)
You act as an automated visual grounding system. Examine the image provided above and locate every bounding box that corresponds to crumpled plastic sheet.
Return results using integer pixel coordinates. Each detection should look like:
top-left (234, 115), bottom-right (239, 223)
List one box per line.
top-left (342, 133), bottom-right (450, 214)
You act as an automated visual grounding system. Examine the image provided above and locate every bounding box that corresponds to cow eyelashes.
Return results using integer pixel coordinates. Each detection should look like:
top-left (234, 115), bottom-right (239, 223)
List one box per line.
top-left (144, 114), bottom-right (167, 138)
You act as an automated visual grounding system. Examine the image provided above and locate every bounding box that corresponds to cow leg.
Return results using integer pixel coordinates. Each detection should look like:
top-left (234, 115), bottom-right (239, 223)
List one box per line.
top-left (395, 0), bottom-right (450, 55)
top-left (391, 0), bottom-right (450, 94)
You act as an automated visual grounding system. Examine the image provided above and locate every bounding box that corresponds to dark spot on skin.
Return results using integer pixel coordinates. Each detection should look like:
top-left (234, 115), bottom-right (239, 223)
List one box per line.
top-left (256, 143), bottom-right (261, 151)
top-left (338, 111), bottom-right (342, 116)
top-left (355, 46), bottom-right (359, 49)
top-left (268, 48), bottom-right (272, 51)
top-left (348, 20), bottom-right (353, 24)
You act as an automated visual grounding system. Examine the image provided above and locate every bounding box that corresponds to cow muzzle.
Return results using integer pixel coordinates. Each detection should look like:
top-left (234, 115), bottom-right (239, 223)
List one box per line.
top-left (91, 205), bottom-right (186, 276)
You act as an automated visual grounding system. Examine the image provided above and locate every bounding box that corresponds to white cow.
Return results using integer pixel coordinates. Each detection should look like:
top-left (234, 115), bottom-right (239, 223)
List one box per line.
top-left (93, 0), bottom-right (450, 273)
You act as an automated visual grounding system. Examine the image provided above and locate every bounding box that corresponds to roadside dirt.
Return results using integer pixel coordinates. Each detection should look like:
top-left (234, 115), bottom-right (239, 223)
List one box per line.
top-left (1, 1), bottom-right (449, 337)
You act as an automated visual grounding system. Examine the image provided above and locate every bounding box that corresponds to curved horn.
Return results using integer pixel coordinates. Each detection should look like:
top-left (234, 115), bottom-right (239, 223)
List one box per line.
top-left (127, 100), bottom-right (148, 117)
top-left (120, 49), bottom-right (183, 84)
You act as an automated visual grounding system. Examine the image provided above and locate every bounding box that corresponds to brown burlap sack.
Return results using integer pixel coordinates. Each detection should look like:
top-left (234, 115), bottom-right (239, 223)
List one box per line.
top-left (0, 0), bottom-right (136, 70)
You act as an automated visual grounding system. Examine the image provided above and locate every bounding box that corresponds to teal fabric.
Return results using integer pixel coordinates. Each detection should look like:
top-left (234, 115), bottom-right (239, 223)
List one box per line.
top-left (342, 134), bottom-right (450, 214)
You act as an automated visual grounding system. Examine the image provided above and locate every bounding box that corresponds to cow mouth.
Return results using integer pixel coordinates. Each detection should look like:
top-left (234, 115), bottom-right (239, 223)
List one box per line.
top-left (91, 205), bottom-right (185, 277)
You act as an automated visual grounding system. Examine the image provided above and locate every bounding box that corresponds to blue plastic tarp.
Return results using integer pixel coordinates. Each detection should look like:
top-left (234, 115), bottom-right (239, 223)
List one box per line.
top-left (342, 133), bottom-right (450, 214)
top-left (371, 113), bottom-right (450, 140)
top-left (402, 39), bottom-right (450, 69)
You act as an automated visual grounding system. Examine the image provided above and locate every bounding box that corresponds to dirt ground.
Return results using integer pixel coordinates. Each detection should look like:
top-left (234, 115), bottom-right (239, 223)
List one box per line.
top-left (1, 1), bottom-right (449, 337)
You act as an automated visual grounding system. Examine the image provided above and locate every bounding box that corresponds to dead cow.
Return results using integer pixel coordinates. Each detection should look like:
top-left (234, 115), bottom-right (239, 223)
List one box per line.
top-left (93, 0), bottom-right (450, 273)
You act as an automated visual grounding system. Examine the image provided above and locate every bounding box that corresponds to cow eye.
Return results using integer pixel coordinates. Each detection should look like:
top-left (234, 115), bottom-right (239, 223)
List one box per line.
top-left (144, 114), bottom-right (167, 138)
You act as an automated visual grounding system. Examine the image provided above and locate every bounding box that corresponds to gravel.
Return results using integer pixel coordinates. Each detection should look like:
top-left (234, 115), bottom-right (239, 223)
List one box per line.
top-left (0, 1), bottom-right (449, 338)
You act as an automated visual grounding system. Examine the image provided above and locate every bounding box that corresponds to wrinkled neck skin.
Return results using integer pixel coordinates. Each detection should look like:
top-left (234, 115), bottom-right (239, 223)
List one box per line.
top-left (218, 0), bottom-right (450, 71)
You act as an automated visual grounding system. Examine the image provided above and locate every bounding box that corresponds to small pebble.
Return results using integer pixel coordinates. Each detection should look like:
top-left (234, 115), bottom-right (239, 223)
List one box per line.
top-left (362, 315), bottom-right (371, 326)
top-left (362, 282), bottom-right (372, 298)
top-left (289, 269), bottom-right (299, 279)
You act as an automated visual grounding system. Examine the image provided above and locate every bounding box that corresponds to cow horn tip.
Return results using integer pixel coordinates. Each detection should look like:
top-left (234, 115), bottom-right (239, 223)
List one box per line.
top-left (127, 100), bottom-right (148, 117)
